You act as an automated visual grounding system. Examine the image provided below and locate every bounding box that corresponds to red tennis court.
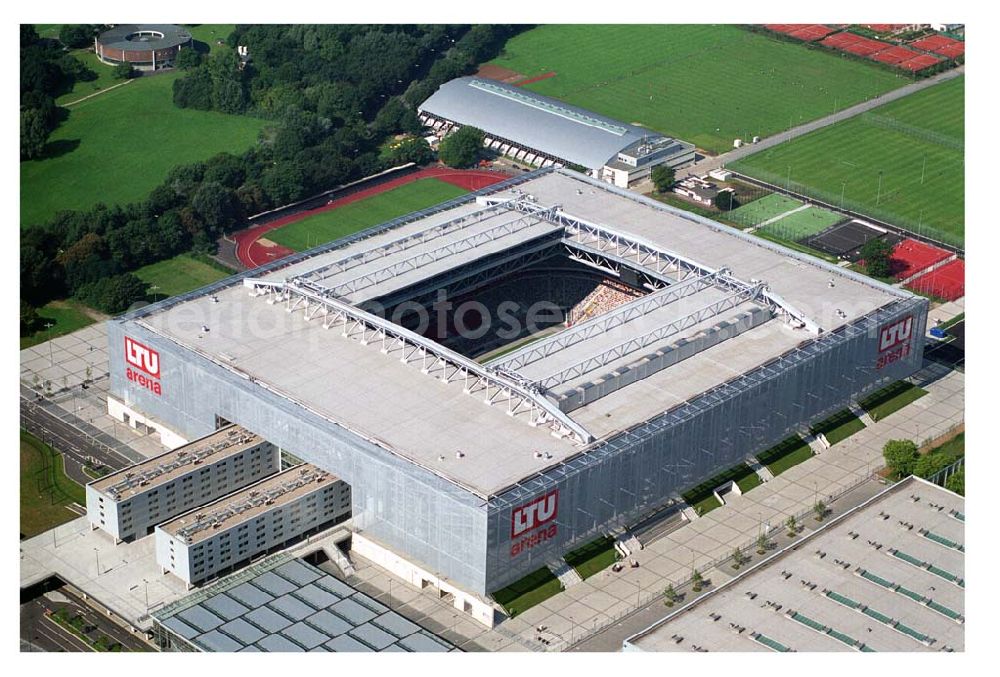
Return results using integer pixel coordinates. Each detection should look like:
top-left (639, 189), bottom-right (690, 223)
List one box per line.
top-left (872, 45), bottom-right (919, 65)
top-left (821, 32), bottom-right (864, 48)
top-left (905, 259), bottom-right (965, 301)
top-left (841, 36), bottom-right (891, 57)
top-left (787, 24), bottom-right (837, 41)
top-left (891, 238), bottom-right (953, 280)
top-left (911, 35), bottom-right (965, 59)
top-left (898, 54), bottom-right (944, 71)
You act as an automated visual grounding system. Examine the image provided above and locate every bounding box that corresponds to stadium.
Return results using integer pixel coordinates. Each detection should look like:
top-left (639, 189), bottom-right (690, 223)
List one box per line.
top-left (95, 24), bottom-right (193, 70)
top-left (106, 167), bottom-right (927, 626)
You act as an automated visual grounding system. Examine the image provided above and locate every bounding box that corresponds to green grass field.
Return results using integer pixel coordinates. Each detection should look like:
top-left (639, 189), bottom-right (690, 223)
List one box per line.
top-left (760, 205), bottom-right (846, 241)
top-left (491, 567), bottom-right (564, 617)
top-left (811, 410), bottom-right (866, 446)
top-left (727, 193), bottom-right (802, 227)
top-left (135, 253), bottom-right (234, 299)
top-left (860, 381), bottom-right (928, 422)
top-left (20, 430), bottom-right (85, 539)
top-left (682, 462), bottom-right (761, 515)
top-left (756, 436), bottom-right (814, 477)
top-left (21, 67), bottom-right (268, 227)
top-left (268, 179), bottom-right (469, 251)
top-left (21, 300), bottom-right (98, 350)
top-left (564, 536), bottom-right (619, 580)
top-left (731, 76), bottom-right (964, 246)
top-left (490, 25), bottom-right (906, 154)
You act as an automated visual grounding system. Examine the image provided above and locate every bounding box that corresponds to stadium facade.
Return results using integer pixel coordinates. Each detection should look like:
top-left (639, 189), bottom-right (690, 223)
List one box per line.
top-left (107, 168), bottom-right (926, 626)
top-left (418, 77), bottom-right (695, 186)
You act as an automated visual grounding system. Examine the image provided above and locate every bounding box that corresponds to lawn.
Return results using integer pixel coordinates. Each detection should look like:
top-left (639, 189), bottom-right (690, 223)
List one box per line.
top-left (810, 410), bottom-right (866, 446)
top-left (682, 461), bottom-right (760, 515)
top-left (20, 430), bottom-right (85, 539)
top-left (563, 536), bottom-right (619, 580)
top-left (860, 381), bottom-right (928, 422)
top-left (491, 567), bottom-right (564, 617)
top-left (135, 253), bottom-right (234, 299)
top-left (727, 193), bottom-right (803, 228)
top-left (731, 76), bottom-right (964, 246)
top-left (21, 68), bottom-right (268, 227)
top-left (756, 435), bottom-right (814, 477)
top-left (267, 178), bottom-right (469, 251)
top-left (21, 299), bottom-right (98, 350)
top-left (490, 25), bottom-right (906, 154)
top-left (760, 205), bottom-right (846, 241)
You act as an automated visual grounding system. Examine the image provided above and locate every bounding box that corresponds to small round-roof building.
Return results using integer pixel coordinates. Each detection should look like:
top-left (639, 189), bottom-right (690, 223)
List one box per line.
top-left (95, 24), bottom-right (193, 71)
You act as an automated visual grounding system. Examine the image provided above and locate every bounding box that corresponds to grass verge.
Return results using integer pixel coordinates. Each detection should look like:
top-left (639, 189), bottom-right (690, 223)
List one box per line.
top-left (563, 536), bottom-right (619, 580)
top-left (756, 436), bottom-right (814, 477)
top-left (135, 252), bottom-right (234, 299)
top-left (20, 430), bottom-right (85, 539)
top-left (810, 409), bottom-right (866, 446)
top-left (491, 567), bottom-right (564, 617)
top-left (859, 380), bottom-right (928, 422)
top-left (21, 299), bottom-right (98, 350)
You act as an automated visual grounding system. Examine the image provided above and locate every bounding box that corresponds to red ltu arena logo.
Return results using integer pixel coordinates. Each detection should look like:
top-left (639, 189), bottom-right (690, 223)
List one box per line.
top-left (125, 336), bottom-right (162, 395)
top-left (876, 316), bottom-right (913, 370)
top-left (510, 489), bottom-right (559, 557)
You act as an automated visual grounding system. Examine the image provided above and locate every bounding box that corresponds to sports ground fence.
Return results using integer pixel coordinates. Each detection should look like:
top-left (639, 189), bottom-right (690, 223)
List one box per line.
top-left (724, 170), bottom-right (964, 253)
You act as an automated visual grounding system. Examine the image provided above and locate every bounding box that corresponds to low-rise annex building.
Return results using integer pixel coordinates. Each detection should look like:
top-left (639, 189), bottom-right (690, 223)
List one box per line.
top-left (155, 465), bottom-right (351, 587)
top-left (86, 426), bottom-right (279, 543)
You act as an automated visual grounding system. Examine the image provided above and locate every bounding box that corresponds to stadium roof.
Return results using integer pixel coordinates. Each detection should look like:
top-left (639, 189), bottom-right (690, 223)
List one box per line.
top-left (153, 555), bottom-right (457, 652)
top-left (419, 77), bottom-right (673, 169)
top-left (131, 169), bottom-right (907, 498)
top-left (624, 476), bottom-right (965, 652)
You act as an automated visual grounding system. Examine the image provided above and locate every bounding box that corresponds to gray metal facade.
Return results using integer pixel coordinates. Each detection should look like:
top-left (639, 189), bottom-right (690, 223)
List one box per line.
top-left (110, 291), bottom-right (924, 595)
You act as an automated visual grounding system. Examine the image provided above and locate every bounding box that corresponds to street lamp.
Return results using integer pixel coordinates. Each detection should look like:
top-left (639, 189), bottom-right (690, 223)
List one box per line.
top-left (94, 547), bottom-right (102, 576)
top-left (45, 322), bottom-right (55, 366)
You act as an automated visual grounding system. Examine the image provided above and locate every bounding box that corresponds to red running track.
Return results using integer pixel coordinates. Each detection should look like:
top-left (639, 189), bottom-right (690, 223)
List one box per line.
top-left (233, 166), bottom-right (512, 268)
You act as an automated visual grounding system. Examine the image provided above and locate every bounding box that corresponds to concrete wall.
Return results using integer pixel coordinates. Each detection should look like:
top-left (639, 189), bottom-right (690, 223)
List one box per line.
top-left (483, 297), bottom-right (927, 592)
top-left (108, 319), bottom-right (491, 593)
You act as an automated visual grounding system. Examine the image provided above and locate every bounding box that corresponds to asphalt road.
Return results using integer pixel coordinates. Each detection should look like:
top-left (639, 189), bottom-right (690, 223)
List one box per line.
top-left (21, 587), bottom-right (153, 652)
top-left (679, 65), bottom-right (965, 180)
top-left (20, 386), bottom-right (135, 486)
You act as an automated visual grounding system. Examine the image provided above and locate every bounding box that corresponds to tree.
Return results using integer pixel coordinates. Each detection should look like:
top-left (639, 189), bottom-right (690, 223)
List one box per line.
top-left (861, 238), bottom-right (894, 279)
top-left (883, 439), bottom-right (919, 479)
top-left (75, 273), bottom-right (148, 314)
top-left (381, 136), bottom-right (434, 167)
top-left (20, 107), bottom-right (50, 160)
top-left (786, 514), bottom-right (798, 537)
top-left (650, 165), bottom-right (676, 193)
top-left (175, 47), bottom-right (203, 70)
top-left (914, 452), bottom-right (955, 480)
top-left (945, 468), bottom-right (964, 496)
top-left (731, 547), bottom-right (745, 569)
top-left (191, 181), bottom-right (240, 232)
top-left (713, 190), bottom-right (740, 211)
top-left (20, 300), bottom-right (42, 336)
top-left (691, 568), bottom-right (704, 592)
top-left (438, 126), bottom-right (484, 168)
top-left (663, 584), bottom-right (678, 607)
top-left (59, 24), bottom-right (98, 49)
top-left (813, 500), bottom-right (827, 522)
top-left (756, 532), bottom-right (769, 555)
top-left (113, 62), bottom-right (135, 80)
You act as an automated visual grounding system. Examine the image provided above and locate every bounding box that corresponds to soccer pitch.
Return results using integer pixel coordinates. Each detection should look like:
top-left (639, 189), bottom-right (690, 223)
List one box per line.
top-left (20, 69), bottom-right (267, 228)
top-left (490, 25), bottom-right (906, 154)
top-left (731, 76), bottom-right (964, 246)
top-left (267, 178), bottom-right (469, 252)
